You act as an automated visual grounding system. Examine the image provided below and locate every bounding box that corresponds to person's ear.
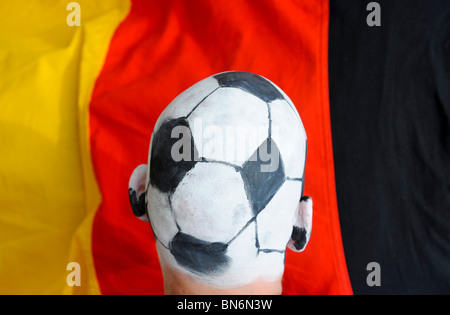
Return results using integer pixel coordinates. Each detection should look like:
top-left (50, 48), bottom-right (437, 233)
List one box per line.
top-left (287, 196), bottom-right (313, 252)
top-left (128, 164), bottom-right (149, 222)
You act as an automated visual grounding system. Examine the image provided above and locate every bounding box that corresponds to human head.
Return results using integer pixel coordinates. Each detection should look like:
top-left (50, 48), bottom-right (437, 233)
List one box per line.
top-left (128, 71), bottom-right (312, 294)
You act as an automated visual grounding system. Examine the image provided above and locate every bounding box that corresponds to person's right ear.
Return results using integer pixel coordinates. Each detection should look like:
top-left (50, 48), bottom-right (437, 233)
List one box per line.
top-left (128, 164), bottom-right (149, 222)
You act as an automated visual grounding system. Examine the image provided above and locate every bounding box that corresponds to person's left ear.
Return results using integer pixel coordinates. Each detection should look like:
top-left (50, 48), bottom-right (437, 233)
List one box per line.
top-left (128, 164), bottom-right (149, 222)
top-left (287, 196), bottom-right (313, 252)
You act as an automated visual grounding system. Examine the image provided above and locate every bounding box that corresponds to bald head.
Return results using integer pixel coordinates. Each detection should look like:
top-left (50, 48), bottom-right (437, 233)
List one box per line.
top-left (129, 72), bottom-right (312, 291)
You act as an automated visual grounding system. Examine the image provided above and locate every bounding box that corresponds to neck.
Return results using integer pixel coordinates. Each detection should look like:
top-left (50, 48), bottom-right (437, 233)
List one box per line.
top-left (162, 266), bottom-right (282, 295)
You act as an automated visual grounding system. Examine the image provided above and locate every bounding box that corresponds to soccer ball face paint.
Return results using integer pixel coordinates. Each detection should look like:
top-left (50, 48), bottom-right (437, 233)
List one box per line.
top-left (129, 71), bottom-right (311, 288)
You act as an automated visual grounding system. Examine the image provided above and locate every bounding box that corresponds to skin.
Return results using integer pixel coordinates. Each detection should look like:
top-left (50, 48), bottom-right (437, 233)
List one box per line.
top-left (160, 260), bottom-right (282, 295)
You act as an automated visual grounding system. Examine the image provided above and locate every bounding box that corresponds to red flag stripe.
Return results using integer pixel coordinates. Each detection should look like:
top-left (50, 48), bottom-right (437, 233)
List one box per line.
top-left (89, 0), bottom-right (352, 294)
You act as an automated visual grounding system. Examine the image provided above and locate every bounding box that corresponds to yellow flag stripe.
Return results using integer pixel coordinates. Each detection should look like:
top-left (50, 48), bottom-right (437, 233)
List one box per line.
top-left (0, 0), bottom-right (130, 294)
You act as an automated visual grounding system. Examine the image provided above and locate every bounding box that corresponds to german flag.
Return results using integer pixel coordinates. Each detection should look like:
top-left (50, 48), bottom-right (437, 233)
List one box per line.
top-left (0, 0), bottom-right (448, 295)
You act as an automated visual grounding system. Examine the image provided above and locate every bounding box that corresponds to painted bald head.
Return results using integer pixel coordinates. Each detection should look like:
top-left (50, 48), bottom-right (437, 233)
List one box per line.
top-left (129, 71), bottom-right (312, 289)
